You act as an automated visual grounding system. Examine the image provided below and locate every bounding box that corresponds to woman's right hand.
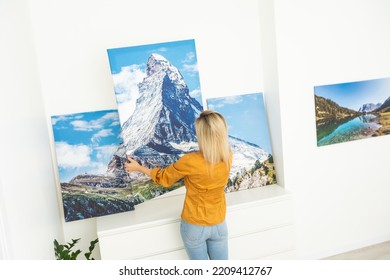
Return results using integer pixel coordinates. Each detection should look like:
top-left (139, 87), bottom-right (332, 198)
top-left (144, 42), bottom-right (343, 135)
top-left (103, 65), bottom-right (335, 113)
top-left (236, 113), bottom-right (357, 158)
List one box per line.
top-left (125, 156), bottom-right (141, 173)
top-left (125, 156), bottom-right (152, 177)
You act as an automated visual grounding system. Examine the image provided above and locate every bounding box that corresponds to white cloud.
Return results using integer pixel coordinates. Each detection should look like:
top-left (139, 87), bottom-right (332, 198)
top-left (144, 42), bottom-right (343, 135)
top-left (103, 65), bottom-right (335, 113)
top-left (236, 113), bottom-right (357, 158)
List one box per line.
top-left (110, 120), bottom-right (120, 127)
top-left (71, 120), bottom-right (98, 131)
top-left (180, 52), bottom-right (198, 76)
top-left (223, 95), bottom-right (243, 105)
top-left (55, 142), bottom-right (92, 169)
top-left (207, 96), bottom-right (243, 109)
top-left (182, 52), bottom-right (195, 64)
top-left (112, 65), bottom-right (146, 125)
top-left (208, 103), bottom-right (224, 109)
top-left (51, 116), bottom-right (67, 126)
top-left (189, 89), bottom-right (201, 99)
top-left (71, 112), bottom-right (120, 131)
top-left (70, 120), bottom-right (103, 131)
top-left (101, 111), bottom-right (119, 122)
top-left (96, 144), bottom-right (118, 161)
top-left (100, 112), bottom-right (120, 127)
top-left (52, 114), bottom-right (80, 126)
top-left (208, 103), bottom-right (216, 110)
top-left (91, 129), bottom-right (114, 144)
top-left (89, 161), bottom-right (109, 175)
top-left (181, 63), bottom-right (198, 77)
top-left (91, 144), bottom-right (119, 174)
top-left (157, 47), bottom-right (168, 52)
top-left (74, 114), bottom-right (84, 119)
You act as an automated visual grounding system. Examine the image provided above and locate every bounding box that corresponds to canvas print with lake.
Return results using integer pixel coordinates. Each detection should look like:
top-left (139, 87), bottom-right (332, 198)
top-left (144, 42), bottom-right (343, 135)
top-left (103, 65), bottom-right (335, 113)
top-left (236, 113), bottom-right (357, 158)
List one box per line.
top-left (207, 93), bottom-right (277, 192)
top-left (314, 77), bottom-right (390, 147)
top-left (106, 39), bottom-right (203, 203)
top-left (51, 109), bottom-right (135, 222)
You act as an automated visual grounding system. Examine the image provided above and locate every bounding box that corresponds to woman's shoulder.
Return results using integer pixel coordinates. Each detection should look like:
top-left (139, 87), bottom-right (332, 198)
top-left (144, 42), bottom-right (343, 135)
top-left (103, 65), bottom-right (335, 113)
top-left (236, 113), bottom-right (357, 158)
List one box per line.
top-left (175, 151), bottom-right (204, 169)
top-left (181, 151), bottom-right (203, 161)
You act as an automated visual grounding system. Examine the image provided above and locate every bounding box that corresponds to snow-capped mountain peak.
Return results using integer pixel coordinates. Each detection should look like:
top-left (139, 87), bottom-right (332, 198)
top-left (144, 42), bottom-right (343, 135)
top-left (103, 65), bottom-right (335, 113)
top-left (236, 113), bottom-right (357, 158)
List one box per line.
top-left (107, 54), bottom-right (203, 175)
top-left (228, 136), bottom-right (269, 177)
top-left (146, 53), bottom-right (171, 76)
top-left (119, 53), bottom-right (201, 151)
top-left (358, 103), bottom-right (382, 113)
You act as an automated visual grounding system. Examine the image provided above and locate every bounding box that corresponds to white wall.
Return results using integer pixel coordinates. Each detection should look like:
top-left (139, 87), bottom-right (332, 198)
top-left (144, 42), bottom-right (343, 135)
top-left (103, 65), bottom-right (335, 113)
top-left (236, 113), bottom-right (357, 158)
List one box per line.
top-left (0, 176), bottom-right (8, 259)
top-left (273, 0), bottom-right (390, 258)
top-left (0, 0), bottom-right (63, 259)
top-left (28, 0), bottom-right (264, 117)
top-left (258, 0), bottom-right (285, 187)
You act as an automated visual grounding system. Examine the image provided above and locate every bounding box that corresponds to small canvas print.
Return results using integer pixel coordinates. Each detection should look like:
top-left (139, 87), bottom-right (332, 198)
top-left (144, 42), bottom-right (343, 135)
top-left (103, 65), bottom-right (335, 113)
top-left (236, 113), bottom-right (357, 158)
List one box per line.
top-left (51, 109), bottom-right (135, 222)
top-left (106, 39), bottom-right (203, 203)
top-left (207, 93), bottom-right (277, 192)
top-left (314, 77), bottom-right (390, 147)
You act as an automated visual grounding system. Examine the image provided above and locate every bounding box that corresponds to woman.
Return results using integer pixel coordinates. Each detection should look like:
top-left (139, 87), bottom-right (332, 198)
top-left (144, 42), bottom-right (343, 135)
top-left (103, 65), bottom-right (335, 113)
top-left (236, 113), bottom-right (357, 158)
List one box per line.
top-left (125, 110), bottom-right (232, 260)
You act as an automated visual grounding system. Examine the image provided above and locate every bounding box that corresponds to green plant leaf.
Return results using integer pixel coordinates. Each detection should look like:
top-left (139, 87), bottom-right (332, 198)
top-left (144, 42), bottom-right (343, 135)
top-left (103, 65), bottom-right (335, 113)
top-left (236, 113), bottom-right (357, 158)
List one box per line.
top-left (54, 237), bottom-right (98, 260)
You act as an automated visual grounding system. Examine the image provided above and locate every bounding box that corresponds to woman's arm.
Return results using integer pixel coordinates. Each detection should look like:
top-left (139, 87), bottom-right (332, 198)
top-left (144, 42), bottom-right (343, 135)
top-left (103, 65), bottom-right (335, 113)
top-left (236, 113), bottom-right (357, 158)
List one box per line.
top-left (125, 156), bottom-right (151, 177)
top-left (126, 153), bottom-right (192, 187)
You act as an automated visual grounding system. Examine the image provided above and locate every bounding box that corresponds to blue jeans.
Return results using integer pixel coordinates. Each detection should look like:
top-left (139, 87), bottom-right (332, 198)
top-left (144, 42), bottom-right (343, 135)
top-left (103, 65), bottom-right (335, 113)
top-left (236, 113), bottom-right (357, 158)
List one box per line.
top-left (180, 219), bottom-right (228, 260)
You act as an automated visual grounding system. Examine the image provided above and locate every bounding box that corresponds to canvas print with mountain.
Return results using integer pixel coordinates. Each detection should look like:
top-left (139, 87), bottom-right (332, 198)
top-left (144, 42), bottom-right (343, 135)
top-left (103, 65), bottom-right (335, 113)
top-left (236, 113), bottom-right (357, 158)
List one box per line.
top-left (51, 110), bottom-right (135, 222)
top-left (314, 77), bottom-right (390, 147)
top-left (207, 93), bottom-right (277, 192)
top-left (51, 39), bottom-right (278, 222)
top-left (106, 39), bottom-right (204, 204)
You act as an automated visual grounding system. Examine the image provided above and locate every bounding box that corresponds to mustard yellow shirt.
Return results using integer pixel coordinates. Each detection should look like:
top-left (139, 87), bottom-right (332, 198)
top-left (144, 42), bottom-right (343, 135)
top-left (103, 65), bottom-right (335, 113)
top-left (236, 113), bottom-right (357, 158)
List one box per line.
top-left (150, 151), bottom-right (232, 226)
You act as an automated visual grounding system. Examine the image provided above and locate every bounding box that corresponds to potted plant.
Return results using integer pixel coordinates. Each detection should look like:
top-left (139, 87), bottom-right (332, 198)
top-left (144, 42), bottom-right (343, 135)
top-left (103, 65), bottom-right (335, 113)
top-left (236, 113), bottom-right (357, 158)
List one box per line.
top-left (54, 238), bottom-right (99, 260)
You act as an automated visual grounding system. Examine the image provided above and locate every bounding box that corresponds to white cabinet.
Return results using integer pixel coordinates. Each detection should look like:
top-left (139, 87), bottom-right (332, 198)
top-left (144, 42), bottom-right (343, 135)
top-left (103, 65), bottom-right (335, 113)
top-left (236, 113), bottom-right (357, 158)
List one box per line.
top-left (96, 185), bottom-right (295, 260)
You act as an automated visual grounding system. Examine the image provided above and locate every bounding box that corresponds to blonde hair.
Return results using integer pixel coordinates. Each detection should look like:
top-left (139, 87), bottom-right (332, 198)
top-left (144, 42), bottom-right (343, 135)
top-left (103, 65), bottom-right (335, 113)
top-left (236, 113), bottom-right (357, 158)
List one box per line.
top-left (195, 110), bottom-right (230, 165)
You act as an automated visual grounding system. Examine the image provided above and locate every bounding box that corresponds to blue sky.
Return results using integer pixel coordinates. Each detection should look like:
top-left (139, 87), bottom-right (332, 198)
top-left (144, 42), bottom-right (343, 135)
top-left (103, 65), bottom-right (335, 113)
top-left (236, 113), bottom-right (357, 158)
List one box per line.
top-left (314, 77), bottom-right (390, 111)
top-left (51, 110), bottom-right (122, 182)
top-left (207, 93), bottom-right (273, 155)
top-left (107, 39), bottom-right (202, 125)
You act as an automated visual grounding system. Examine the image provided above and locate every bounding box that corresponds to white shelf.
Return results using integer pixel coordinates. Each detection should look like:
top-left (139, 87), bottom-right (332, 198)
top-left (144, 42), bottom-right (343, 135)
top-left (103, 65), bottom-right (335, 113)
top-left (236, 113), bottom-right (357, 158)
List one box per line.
top-left (96, 184), bottom-right (295, 260)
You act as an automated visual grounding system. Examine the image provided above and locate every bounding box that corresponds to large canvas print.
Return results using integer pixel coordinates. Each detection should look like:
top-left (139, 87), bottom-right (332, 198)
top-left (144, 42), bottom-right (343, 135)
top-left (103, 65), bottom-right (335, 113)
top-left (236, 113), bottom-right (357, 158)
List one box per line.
top-left (207, 93), bottom-right (277, 192)
top-left (106, 39), bottom-right (203, 203)
top-left (51, 110), bottom-right (135, 222)
top-left (314, 77), bottom-right (390, 147)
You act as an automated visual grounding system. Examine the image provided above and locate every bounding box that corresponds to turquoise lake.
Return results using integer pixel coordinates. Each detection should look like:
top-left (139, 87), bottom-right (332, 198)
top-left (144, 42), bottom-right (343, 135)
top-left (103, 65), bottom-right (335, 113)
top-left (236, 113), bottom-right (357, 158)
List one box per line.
top-left (317, 114), bottom-right (381, 146)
